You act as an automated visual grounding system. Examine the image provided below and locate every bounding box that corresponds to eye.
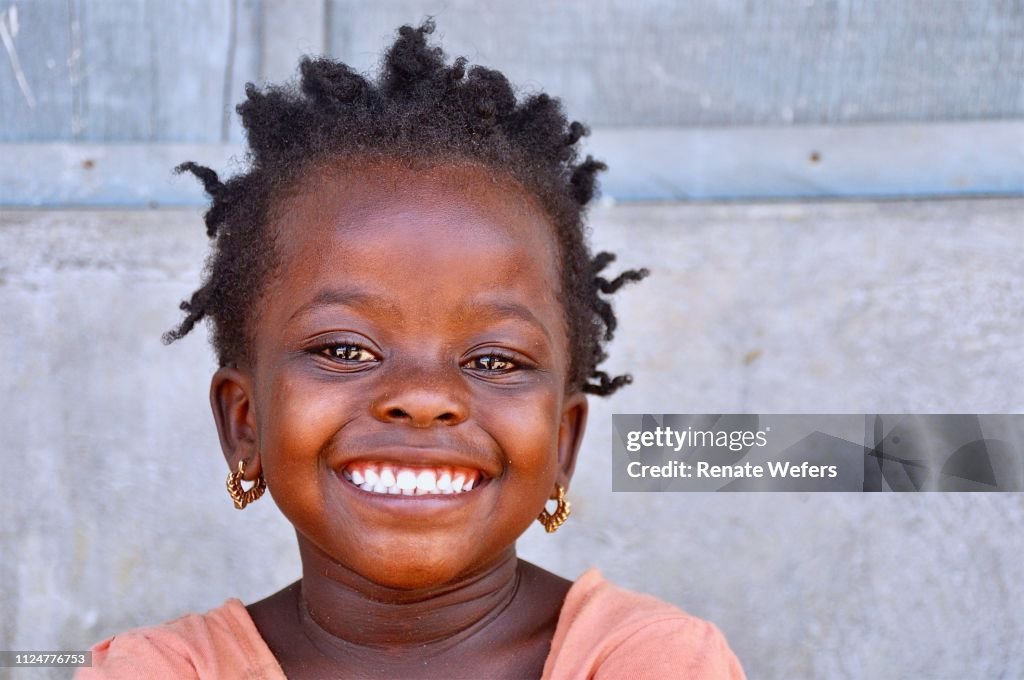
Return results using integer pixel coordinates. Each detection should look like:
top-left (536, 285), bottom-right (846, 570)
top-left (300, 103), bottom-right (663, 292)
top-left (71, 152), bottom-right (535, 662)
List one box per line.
top-left (466, 353), bottom-right (519, 372)
top-left (319, 343), bottom-right (379, 364)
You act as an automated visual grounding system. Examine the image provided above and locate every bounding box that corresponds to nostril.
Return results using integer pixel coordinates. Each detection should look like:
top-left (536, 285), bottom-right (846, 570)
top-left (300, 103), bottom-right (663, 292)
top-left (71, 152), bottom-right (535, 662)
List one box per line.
top-left (374, 398), bottom-right (467, 426)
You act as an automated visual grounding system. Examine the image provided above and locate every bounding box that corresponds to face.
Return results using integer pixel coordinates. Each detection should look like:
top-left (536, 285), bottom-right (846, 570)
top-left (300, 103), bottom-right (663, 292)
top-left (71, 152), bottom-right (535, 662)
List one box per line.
top-left (211, 160), bottom-right (588, 590)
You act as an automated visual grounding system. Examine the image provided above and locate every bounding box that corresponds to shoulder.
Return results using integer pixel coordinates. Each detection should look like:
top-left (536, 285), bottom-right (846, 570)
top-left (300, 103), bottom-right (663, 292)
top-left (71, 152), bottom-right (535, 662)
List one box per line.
top-left (74, 599), bottom-right (285, 680)
top-left (543, 569), bottom-right (746, 680)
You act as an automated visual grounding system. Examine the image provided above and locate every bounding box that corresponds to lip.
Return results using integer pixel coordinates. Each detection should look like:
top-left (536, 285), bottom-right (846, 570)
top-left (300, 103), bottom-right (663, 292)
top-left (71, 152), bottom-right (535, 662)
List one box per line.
top-left (329, 446), bottom-right (500, 516)
top-left (332, 466), bottom-right (492, 519)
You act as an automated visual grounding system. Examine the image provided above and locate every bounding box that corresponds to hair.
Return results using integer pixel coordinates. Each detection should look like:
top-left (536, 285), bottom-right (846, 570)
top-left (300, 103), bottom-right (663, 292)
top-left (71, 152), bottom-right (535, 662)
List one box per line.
top-left (163, 20), bottom-right (647, 396)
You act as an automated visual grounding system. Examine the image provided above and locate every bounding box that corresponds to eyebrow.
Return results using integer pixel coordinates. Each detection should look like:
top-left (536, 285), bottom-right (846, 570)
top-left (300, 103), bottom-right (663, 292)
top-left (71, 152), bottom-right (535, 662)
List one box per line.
top-left (463, 297), bottom-right (552, 343)
top-left (287, 287), bottom-right (398, 323)
top-left (288, 288), bottom-right (552, 341)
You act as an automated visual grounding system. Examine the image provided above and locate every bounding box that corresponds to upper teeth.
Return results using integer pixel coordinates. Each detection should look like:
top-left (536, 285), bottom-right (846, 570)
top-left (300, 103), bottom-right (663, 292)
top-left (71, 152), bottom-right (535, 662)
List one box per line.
top-left (342, 463), bottom-right (481, 496)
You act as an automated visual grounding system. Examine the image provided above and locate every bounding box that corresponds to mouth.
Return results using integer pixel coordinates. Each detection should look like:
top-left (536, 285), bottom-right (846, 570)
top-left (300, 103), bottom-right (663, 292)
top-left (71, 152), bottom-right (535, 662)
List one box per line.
top-left (341, 461), bottom-right (486, 497)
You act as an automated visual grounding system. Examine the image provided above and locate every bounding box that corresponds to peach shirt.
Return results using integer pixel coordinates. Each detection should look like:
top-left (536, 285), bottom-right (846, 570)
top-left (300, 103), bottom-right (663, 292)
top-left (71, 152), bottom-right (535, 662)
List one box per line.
top-left (77, 569), bottom-right (745, 679)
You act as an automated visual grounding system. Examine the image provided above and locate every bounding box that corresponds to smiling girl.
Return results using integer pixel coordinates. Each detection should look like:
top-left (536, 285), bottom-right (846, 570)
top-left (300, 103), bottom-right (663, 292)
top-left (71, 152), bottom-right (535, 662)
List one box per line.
top-left (78, 22), bottom-right (745, 680)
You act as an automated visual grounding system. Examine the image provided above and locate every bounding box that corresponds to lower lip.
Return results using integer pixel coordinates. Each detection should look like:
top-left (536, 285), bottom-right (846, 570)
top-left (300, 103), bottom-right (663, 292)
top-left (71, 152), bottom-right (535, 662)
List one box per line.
top-left (333, 470), bottom-right (490, 516)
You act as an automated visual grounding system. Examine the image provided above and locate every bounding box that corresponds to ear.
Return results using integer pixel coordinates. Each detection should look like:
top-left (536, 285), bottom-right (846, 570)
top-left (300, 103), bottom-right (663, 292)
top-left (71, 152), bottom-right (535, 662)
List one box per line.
top-left (555, 391), bottom-right (589, 491)
top-left (210, 366), bottom-right (261, 480)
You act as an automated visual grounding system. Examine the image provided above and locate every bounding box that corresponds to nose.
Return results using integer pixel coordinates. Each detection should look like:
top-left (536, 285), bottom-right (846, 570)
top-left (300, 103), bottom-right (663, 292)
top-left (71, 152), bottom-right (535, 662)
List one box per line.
top-left (371, 366), bottom-right (469, 427)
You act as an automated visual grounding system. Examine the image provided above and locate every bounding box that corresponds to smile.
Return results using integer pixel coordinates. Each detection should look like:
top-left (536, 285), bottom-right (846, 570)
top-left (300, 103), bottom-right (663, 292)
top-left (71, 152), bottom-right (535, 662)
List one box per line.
top-left (342, 462), bottom-right (484, 496)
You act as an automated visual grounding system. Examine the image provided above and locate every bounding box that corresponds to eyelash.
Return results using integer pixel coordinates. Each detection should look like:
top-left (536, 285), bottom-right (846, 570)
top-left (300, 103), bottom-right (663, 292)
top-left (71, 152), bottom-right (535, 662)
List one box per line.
top-left (310, 343), bottom-right (527, 373)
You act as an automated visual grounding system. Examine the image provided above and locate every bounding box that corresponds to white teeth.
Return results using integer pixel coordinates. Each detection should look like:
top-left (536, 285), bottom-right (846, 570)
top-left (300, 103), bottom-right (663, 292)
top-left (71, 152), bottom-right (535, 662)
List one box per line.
top-left (416, 470), bottom-right (437, 492)
top-left (345, 464), bottom-right (482, 496)
top-left (396, 470), bottom-right (418, 491)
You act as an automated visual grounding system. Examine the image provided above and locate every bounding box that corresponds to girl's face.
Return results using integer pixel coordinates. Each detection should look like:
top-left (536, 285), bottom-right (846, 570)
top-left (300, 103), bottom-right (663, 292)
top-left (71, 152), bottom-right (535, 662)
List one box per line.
top-left (213, 160), bottom-right (587, 590)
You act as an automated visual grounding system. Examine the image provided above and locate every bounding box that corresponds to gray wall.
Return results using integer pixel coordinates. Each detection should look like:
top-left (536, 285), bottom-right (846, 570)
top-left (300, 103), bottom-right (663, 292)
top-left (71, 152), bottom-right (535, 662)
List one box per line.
top-left (3, 199), bottom-right (1024, 679)
top-left (3, 0), bottom-right (1023, 141)
top-left (2, 0), bottom-right (1022, 204)
top-left (3, 1), bottom-right (1024, 678)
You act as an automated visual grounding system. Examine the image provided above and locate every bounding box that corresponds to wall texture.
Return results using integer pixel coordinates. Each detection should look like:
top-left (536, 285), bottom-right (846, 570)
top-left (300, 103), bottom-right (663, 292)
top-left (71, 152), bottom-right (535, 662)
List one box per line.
top-left (3, 0), bottom-right (1023, 140)
top-left (2, 198), bottom-right (1023, 679)
top-left (2, 1), bottom-right (1023, 678)
top-left (2, 0), bottom-right (1020, 207)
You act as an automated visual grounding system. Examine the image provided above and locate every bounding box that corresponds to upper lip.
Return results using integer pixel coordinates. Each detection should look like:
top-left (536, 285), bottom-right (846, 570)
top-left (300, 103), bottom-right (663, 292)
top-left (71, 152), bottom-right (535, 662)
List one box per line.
top-left (332, 443), bottom-right (501, 479)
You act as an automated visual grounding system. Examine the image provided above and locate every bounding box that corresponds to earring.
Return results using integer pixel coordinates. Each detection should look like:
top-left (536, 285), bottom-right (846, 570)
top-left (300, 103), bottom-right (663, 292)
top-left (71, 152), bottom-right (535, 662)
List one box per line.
top-left (537, 484), bottom-right (571, 533)
top-left (226, 459), bottom-right (266, 509)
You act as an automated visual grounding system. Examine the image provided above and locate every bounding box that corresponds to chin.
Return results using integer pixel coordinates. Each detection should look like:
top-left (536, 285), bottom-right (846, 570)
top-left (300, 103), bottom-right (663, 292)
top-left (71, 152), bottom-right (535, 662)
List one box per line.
top-left (366, 558), bottom-right (467, 591)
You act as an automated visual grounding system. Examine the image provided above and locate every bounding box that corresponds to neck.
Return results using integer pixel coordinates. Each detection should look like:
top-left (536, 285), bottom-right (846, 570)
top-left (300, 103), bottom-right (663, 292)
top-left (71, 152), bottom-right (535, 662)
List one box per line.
top-left (295, 535), bottom-right (521, 656)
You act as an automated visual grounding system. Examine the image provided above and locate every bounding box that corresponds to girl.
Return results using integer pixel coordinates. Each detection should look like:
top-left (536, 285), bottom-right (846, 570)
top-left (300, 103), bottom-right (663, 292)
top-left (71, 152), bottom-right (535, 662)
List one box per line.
top-left (79, 21), bottom-right (745, 680)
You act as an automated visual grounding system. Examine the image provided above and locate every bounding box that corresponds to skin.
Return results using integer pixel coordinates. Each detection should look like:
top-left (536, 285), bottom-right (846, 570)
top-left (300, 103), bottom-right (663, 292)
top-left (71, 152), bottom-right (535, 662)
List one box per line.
top-left (209, 159), bottom-right (589, 678)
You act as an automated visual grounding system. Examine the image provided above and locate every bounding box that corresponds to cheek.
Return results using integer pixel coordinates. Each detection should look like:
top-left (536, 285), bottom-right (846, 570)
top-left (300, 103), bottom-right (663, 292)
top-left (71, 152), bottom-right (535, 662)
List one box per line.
top-left (481, 389), bottom-right (563, 483)
top-left (258, 373), bottom-right (342, 487)
top-left (256, 377), bottom-right (351, 547)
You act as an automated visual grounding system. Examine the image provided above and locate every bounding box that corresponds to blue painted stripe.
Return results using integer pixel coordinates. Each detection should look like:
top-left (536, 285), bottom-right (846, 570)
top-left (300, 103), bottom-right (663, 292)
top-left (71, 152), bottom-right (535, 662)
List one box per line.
top-left (1, 121), bottom-right (1021, 206)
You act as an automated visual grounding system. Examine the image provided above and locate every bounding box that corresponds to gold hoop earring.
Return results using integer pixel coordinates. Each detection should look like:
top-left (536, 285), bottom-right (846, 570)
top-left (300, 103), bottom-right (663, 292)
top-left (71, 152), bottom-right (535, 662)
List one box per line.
top-left (537, 484), bottom-right (570, 533)
top-left (226, 459), bottom-right (266, 509)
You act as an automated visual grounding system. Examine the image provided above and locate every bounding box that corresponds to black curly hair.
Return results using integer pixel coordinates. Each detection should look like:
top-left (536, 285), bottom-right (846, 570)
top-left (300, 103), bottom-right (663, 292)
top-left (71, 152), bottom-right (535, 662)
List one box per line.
top-left (163, 20), bottom-right (647, 396)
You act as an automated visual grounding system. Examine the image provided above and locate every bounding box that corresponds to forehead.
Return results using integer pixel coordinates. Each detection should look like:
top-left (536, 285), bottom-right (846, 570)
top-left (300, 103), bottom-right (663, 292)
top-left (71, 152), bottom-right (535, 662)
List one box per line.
top-left (262, 158), bottom-right (565, 327)
top-left (272, 158), bottom-right (559, 262)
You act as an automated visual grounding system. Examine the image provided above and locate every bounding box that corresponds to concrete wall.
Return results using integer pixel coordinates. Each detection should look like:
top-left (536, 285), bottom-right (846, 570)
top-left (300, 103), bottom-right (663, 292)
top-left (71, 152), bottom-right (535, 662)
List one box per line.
top-left (3, 1), bottom-right (1020, 208)
top-left (2, 1), bottom-right (1022, 677)
top-left (3, 0), bottom-right (1023, 141)
top-left (2, 198), bottom-right (1023, 679)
